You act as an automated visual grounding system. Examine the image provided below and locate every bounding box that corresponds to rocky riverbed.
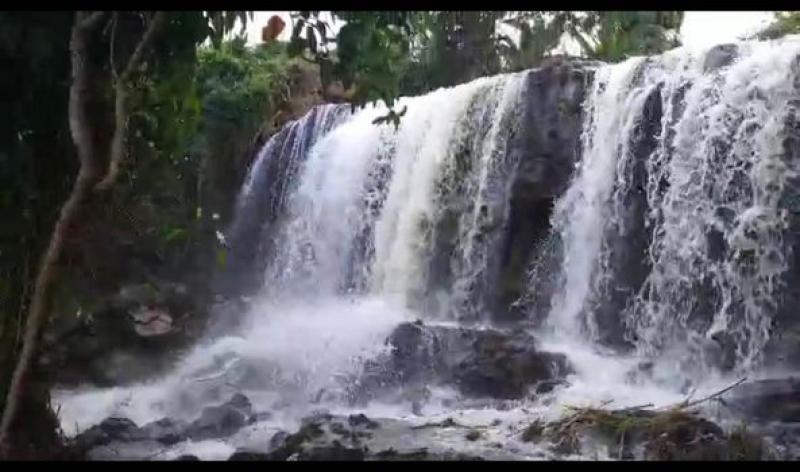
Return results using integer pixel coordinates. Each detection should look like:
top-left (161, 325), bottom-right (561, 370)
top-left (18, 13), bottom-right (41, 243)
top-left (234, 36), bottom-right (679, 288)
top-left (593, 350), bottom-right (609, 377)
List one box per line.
top-left (62, 320), bottom-right (800, 461)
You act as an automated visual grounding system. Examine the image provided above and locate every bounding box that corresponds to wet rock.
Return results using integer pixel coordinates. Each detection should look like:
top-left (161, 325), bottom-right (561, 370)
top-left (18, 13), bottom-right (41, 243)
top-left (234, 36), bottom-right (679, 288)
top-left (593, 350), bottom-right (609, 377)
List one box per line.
top-left (348, 413), bottom-right (379, 429)
top-left (140, 417), bottom-right (187, 445)
top-left (757, 423), bottom-right (800, 459)
top-left (487, 61), bottom-right (595, 325)
top-left (534, 379), bottom-right (565, 394)
top-left (451, 330), bottom-right (571, 398)
top-left (588, 81), bottom-right (662, 351)
top-left (260, 412), bottom-right (506, 461)
top-left (370, 447), bottom-right (485, 461)
top-left (297, 441), bottom-right (366, 461)
top-left (521, 419), bottom-right (545, 443)
top-left (721, 377), bottom-right (800, 423)
top-left (229, 449), bottom-right (273, 461)
top-left (353, 322), bottom-right (572, 402)
top-left (465, 430), bottom-right (481, 441)
top-left (269, 430), bottom-right (291, 450)
top-left (85, 439), bottom-right (164, 461)
top-left (74, 417), bottom-right (144, 449)
top-left (267, 421), bottom-right (327, 461)
top-left (372, 448), bottom-right (431, 460)
top-left (703, 44), bottom-right (738, 72)
top-left (186, 393), bottom-right (254, 441)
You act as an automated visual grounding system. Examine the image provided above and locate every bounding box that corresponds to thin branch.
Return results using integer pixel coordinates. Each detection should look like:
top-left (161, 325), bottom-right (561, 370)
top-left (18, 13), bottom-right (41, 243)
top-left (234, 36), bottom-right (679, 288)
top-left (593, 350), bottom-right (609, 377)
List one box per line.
top-left (119, 12), bottom-right (166, 83)
top-left (78, 11), bottom-right (108, 31)
top-left (109, 12), bottom-right (119, 82)
top-left (95, 11), bottom-right (166, 192)
top-left (679, 377), bottom-right (747, 410)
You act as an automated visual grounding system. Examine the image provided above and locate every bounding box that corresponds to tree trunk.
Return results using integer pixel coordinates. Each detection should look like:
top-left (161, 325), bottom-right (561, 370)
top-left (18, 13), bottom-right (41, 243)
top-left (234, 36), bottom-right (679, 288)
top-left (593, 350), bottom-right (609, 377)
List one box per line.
top-left (0, 10), bottom-right (167, 456)
top-left (0, 12), bottom-right (107, 455)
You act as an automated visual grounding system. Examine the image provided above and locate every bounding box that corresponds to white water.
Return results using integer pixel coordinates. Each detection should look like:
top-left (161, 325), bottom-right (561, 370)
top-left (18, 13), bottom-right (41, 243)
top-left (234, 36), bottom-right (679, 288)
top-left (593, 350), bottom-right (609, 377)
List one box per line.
top-left (629, 40), bottom-right (800, 373)
top-left (53, 37), bottom-right (800, 460)
top-left (547, 56), bottom-right (648, 339)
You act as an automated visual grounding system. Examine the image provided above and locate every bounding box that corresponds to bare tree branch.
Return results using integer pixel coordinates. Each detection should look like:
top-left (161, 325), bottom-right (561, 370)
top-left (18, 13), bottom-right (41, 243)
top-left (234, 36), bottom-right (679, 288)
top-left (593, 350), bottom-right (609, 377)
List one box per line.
top-left (95, 11), bottom-right (166, 192)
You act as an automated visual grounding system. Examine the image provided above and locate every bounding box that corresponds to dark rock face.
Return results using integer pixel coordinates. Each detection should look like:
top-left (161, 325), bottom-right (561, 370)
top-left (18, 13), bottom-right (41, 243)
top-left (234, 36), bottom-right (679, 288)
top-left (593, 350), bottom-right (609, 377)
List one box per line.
top-left (589, 80), bottom-right (663, 351)
top-left (350, 321), bottom-right (571, 403)
top-left (186, 393), bottom-right (254, 441)
top-left (765, 94), bottom-right (800, 371)
top-left (487, 61), bottom-right (594, 325)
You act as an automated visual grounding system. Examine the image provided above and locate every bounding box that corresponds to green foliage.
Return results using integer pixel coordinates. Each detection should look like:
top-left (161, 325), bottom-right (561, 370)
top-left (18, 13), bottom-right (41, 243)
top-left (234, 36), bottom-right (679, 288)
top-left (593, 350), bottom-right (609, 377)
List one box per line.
top-left (756, 11), bottom-right (800, 40)
top-left (564, 11), bottom-right (683, 62)
top-left (397, 12), bottom-right (508, 96)
top-left (285, 10), bottom-right (684, 117)
top-left (288, 11), bottom-right (415, 112)
top-left (195, 38), bottom-right (291, 128)
top-left (114, 35), bottom-right (295, 282)
top-left (498, 13), bottom-right (565, 71)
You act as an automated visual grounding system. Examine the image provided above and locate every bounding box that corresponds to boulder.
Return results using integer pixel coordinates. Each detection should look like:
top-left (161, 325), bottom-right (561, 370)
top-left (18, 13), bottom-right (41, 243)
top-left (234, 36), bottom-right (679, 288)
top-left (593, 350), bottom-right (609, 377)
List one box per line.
top-left (74, 417), bottom-right (145, 450)
top-left (351, 321), bottom-right (571, 402)
top-left (703, 44), bottom-right (738, 73)
top-left (140, 417), bottom-right (188, 446)
top-left (77, 394), bottom-right (266, 459)
top-left (186, 393), bottom-right (255, 441)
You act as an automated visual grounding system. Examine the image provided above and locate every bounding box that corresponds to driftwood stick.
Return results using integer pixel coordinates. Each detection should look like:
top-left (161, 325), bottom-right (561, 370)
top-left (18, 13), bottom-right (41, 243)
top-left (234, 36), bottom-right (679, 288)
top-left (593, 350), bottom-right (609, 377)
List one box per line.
top-left (664, 377), bottom-right (748, 411)
top-left (682, 377), bottom-right (747, 408)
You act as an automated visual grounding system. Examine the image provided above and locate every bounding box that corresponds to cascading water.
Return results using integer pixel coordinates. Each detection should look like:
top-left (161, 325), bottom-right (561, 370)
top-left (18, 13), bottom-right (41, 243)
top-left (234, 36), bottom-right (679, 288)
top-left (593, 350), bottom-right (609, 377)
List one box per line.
top-left (543, 38), bottom-right (800, 388)
top-left (53, 36), bottom-right (800, 460)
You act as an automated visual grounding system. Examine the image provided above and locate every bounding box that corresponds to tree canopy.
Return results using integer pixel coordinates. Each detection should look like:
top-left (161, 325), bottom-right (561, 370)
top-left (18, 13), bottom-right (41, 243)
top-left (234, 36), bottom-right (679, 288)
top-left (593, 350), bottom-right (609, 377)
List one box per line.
top-left (285, 11), bottom-right (685, 116)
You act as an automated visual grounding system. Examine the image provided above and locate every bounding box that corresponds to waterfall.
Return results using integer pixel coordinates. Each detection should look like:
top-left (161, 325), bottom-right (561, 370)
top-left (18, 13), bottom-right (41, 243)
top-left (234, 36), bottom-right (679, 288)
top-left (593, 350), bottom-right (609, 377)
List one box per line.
top-left (229, 72), bottom-right (527, 320)
top-left (53, 37), bottom-right (800, 458)
top-left (547, 56), bottom-right (648, 340)
top-left (546, 38), bottom-right (800, 383)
